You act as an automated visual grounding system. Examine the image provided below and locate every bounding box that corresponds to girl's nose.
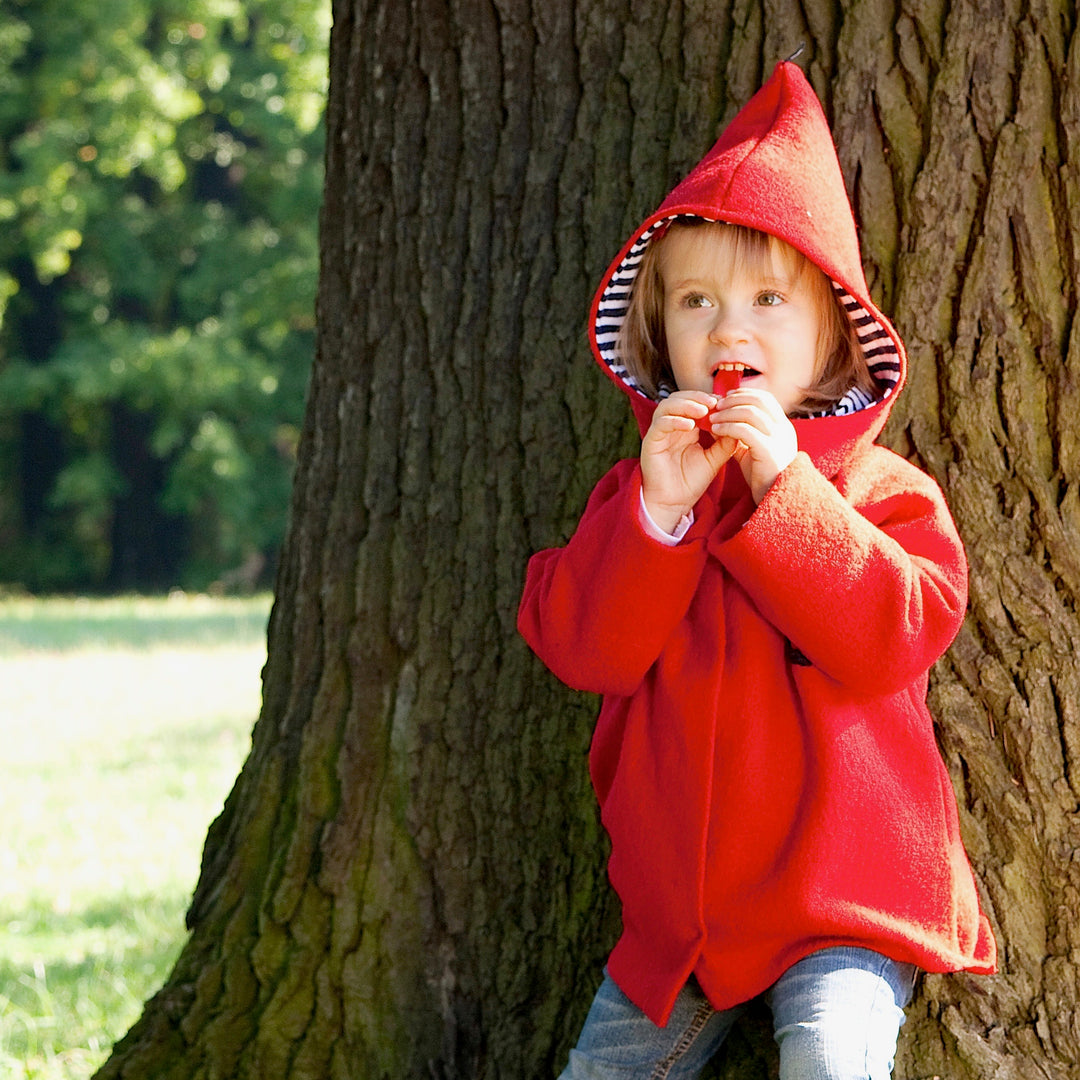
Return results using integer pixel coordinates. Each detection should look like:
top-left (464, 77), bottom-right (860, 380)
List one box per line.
top-left (707, 308), bottom-right (749, 346)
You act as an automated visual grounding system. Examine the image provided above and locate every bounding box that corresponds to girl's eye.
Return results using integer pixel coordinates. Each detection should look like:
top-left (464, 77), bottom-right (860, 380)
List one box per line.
top-left (685, 294), bottom-right (712, 309)
top-left (757, 291), bottom-right (785, 307)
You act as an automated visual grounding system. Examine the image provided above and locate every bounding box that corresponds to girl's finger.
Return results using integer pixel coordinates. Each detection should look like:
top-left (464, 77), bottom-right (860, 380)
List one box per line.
top-left (709, 406), bottom-right (774, 439)
top-left (655, 391), bottom-right (718, 423)
top-left (719, 386), bottom-right (784, 408)
top-left (652, 413), bottom-right (699, 431)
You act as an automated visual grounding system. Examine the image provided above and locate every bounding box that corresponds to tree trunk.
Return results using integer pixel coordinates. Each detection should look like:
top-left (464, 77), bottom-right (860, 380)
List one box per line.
top-left (97, 2), bottom-right (1079, 1078)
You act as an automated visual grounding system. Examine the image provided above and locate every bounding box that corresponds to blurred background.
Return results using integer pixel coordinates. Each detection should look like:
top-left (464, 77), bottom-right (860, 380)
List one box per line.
top-left (0, 0), bottom-right (329, 595)
top-left (0, 3), bottom-right (328, 1075)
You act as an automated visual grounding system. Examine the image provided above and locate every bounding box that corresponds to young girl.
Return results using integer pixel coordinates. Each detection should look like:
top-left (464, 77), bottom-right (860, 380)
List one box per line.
top-left (517, 62), bottom-right (996, 1078)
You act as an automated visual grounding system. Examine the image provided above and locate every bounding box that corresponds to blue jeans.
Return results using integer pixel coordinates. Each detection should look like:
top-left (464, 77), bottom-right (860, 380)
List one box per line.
top-left (559, 947), bottom-right (917, 1079)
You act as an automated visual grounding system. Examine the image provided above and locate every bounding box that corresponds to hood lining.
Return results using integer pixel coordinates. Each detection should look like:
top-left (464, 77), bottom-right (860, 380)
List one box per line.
top-left (594, 216), bottom-right (902, 418)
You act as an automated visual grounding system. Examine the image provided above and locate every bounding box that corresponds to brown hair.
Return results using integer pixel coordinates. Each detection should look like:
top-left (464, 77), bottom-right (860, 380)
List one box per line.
top-left (615, 219), bottom-right (875, 416)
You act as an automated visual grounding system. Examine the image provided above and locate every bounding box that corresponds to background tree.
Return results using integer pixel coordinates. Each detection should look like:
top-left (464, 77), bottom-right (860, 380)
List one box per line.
top-left (0, 0), bottom-right (328, 591)
top-left (97, 1), bottom-right (1079, 1078)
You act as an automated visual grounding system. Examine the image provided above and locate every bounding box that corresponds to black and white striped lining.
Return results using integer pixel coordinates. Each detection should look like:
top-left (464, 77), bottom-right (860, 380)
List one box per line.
top-left (816, 281), bottom-right (901, 417)
top-left (595, 220), bottom-right (671, 399)
top-left (594, 215), bottom-right (901, 417)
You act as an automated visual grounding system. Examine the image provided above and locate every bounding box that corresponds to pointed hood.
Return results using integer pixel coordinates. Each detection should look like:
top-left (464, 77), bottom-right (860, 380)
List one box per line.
top-left (589, 61), bottom-right (905, 466)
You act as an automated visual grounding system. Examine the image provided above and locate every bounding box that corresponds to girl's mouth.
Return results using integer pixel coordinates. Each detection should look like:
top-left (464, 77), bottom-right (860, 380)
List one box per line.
top-left (698, 365), bottom-right (761, 431)
top-left (711, 363), bottom-right (759, 395)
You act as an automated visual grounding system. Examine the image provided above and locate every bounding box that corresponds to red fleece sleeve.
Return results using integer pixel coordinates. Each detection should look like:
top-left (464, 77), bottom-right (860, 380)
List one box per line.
top-left (518, 459), bottom-right (709, 696)
top-left (716, 452), bottom-right (967, 693)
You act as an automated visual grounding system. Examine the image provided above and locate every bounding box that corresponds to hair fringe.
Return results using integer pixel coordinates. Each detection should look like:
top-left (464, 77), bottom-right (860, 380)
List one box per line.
top-left (614, 219), bottom-right (875, 414)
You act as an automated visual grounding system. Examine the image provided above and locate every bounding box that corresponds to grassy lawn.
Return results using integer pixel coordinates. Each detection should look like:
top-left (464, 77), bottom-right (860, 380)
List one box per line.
top-left (0, 594), bottom-right (271, 1079)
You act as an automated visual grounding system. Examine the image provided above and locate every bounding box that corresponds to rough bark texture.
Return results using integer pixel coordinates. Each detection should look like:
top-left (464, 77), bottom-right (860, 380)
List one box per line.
top-left (96, 1), bottom-right (1079, 1078)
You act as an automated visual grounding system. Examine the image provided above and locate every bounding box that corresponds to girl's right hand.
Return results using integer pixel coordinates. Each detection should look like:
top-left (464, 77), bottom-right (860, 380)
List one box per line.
top-left (640, 391), bottom-right (736, 534)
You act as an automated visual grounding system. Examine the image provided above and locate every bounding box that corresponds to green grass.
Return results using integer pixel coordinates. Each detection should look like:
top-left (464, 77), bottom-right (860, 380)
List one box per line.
top-left (0, 594), bottom-right (271, 1079)
top-left (0, 593), bottom-right (271, 653)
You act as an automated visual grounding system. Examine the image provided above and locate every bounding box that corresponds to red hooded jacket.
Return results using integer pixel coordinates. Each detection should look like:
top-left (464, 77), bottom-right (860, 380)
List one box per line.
top-left (517, 62), bottom-right (996, 1026)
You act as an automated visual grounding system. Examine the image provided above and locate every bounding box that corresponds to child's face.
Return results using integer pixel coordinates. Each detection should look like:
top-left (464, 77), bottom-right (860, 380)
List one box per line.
top-left (659, 226), bottom-right (825, 415)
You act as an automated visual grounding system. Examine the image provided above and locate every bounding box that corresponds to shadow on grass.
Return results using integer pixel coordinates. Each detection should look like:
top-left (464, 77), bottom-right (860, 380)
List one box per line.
top-left (0, 595), bottom-right (272, 653)
top-left (0, 892), bottom-right (189, 1073)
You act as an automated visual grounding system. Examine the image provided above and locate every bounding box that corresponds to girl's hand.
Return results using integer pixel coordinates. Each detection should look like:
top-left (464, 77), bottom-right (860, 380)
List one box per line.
top-left (707, 388), bottom-right (798, 503)
top-left (641, 391), bottom-right (737, 533)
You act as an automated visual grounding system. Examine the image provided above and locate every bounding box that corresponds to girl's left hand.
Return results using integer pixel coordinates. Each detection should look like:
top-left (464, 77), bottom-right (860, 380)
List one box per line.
top-left (706, 388), bottom-right (799, 503)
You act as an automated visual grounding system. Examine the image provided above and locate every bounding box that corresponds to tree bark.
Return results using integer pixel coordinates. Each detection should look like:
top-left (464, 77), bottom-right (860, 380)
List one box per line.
top-left (97, 1), bottom-right (1080, 1078)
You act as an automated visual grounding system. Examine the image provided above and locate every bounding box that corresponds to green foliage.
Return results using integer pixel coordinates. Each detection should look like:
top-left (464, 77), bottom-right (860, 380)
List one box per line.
top-left (0, 0), bottom-right (328, 590)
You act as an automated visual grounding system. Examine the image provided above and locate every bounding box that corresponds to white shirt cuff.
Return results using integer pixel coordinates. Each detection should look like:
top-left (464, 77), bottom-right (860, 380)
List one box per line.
top-left (639, 490), bottom-right (694, 545)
